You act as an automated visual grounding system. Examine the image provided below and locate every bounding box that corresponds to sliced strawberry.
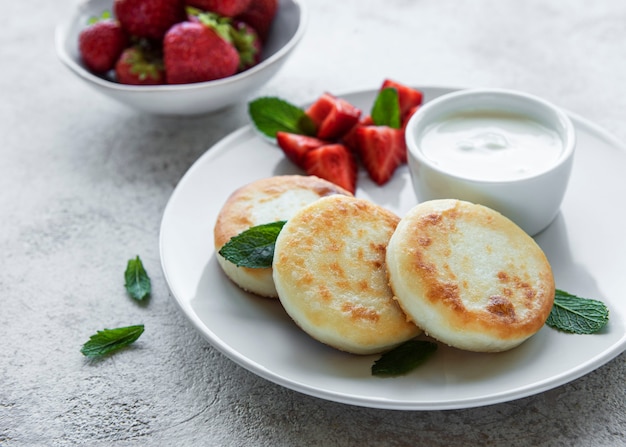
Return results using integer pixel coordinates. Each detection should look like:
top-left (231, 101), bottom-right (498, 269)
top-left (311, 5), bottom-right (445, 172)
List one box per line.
top-left (381, 79), bottom-right (423, 122)
top-left (402, 104), bottom-right (420, 128)
top-left (318, 98), bottom-right (362, 140)
top-left (305, 93), bottom-right (362, 141)
top-left (303, 144), bottom-right (357, 194)
top-left (342, 115), bottom-right (374, 152)
top-left (276, 132), bottom-right (327, 168)
top-left (355, 125), bottom-right (406, 186)
top-left (305, 93), bottom-right (335, 129)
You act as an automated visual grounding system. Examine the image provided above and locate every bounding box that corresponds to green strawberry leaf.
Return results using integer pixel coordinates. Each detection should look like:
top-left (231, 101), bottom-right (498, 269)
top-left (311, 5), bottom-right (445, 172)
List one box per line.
top-left (219, 221), bottom-right (286, 268)
top-left (371, 87), bottom-right (401, 129)
top-left (88, 10), bottom-right (113, 25)
top-left (546, 289), bottom-right (609, 334)
top-left (80, 325), bottom-right (145, 358)
top-left (249, 97), bottom-right (317, 138)
top-left (124, 256), bottom-right (151, 301)
top-left (372, 340), bottom-right (438, 377)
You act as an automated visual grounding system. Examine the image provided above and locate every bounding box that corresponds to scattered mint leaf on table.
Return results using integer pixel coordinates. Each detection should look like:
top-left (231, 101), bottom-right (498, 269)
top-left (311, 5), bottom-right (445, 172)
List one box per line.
top-left (546, 289), bottom-right (609, 334)
top-left (248, 97), bottom-right (317, 138)
top-left (372, 340), bottom-right (438, 377)
top-left (124, 256), bottom-right (151, 301)
top-left (219, 221), bottom-right (286, 268)
top-left (80, 325), bottom-right (145, 358)
top-left (371, 87), bottom-right (401, 129)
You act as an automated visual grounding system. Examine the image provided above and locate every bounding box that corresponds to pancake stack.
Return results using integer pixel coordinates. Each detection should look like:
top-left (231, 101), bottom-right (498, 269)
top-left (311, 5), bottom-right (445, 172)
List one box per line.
top-left (214, 176), bottom-right (555, 355)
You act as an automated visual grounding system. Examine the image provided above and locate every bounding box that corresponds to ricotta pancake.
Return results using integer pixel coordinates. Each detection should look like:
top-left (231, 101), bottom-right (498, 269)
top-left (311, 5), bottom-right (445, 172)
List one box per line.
top-left (214, 175), bottom-right (352, 298)
top-left (386, 199), bottom-right (554, 352)
top-left (272, 195), bottom-right (421, 355)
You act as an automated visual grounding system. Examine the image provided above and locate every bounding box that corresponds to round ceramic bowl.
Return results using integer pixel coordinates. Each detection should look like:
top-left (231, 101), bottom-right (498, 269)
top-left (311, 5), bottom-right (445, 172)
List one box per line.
top-left (55, 0), bottom-right (307, 115)
top-left (405, 88), bottom-right (576, 236)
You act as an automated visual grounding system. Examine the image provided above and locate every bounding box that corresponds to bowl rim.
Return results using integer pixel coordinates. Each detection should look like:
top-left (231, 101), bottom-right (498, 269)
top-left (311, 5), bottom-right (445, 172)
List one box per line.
top-left (405, 87), bottom-right (576, 184)
top-left (54, 0), bottom-right (308, 92)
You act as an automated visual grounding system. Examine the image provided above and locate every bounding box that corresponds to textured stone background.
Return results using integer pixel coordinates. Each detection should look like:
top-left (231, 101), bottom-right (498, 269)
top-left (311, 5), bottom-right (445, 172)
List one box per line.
top-left (1, 0), bottom-right (625, 445)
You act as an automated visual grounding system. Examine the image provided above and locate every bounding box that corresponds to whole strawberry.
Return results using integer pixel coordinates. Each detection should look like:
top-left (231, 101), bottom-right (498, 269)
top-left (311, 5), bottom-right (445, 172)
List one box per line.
top-left (235, 0), bottom-right (277, 42)
top-left (78, 17), bottom-right (128, 73)
top-left (115, 45), bottom-right (165, 85)
top-left (231, 20), bottom-right (262, 71)
top-left (114, 0), bottom-right (187, 40)
top-left (185, 0), bottom-right (252, 17)
top-left (164, 21), bottom-right (240, 84)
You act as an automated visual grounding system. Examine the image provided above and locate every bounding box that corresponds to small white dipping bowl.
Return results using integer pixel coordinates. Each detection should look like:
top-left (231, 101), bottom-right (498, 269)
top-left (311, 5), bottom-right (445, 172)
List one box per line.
top-left (405, 89), bottom-right (575, 236)
top-left (55, 0), bottom-right (307, 115)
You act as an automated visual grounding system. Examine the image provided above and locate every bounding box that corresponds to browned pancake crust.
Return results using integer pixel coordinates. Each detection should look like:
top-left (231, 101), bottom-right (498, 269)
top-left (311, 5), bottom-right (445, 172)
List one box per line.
top-left (273, 195), bottom-right (420, 354)
top-left (214, 175), bottom-right (351, 248)
top-left (214, 175), bottom-right (352, 297)
top-left (386, 199), bottom-right (555, 352)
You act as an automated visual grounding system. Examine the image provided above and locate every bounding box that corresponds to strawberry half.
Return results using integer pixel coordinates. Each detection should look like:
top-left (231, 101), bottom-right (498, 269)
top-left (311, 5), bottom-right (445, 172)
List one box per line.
top-left (381, 79), bottom-right (423, 123)
top-left (276, 132), bottom-right (327, 168)
top-left (306, 93), bottom-right (335, 128)
top-left (355, 125), bottom-right (406, 186)
top-left (303, 144), bottom-right (357, 194)
top-left (306, 93), bottom-right (362, 141)
top-left (164, 21), bottom-right (239, 84)
top-left (78, 18), bottom-right (128, 73)
top-left (342, 115), bottom-right (374, 152)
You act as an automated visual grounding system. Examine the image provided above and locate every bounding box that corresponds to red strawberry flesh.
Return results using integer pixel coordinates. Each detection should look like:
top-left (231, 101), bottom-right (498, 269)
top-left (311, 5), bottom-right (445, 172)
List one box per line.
top-left (355, 125), bottom-right (406, 186)
top-left (276, 132), bottom-right (327, 168)
top-left (303, 144), bottom-right (357, 194)
top-left (381, 79), bottom-right (423, 122)
top-left (306, 93), bottom-right (362, 141)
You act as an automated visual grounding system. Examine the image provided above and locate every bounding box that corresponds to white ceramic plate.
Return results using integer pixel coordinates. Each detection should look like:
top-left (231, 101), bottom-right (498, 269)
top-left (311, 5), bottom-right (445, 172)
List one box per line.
top-left (159, 87), bottom-right (626, 410)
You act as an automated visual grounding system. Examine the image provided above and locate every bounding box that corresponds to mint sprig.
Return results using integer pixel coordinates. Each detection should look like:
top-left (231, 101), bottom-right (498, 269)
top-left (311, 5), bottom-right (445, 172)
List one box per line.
top-left (372, 340), bottom-right (438, 377)
top-left (371, 87), bottom-right (401, 129)
top-left (124, 256), bottom-right (151, 301)
top-left (248, 97), bottom-right (317, 138)
top-left (546, 289), bottom-right (609, 334)
top-left (80, 325), bottom-right (145, 358)
top-left (219, 221), bottom-right (286, 268)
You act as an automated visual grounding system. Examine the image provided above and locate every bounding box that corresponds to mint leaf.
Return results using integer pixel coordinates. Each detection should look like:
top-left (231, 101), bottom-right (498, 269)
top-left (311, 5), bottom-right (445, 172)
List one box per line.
top-left (546, 289), bottom-right (609, 334)
top-left (124, 256), bottom-right (151, 301)
top-left (219, 221), bottom-right (286, 268)
top-left (249, 97), bottom-right (317, 138)
top-left (371, 87), bottom-right (401, 129)
top-left (372, 340), bottom-right (437, 377)
top-left (80, 325), bottom-right (145, 358)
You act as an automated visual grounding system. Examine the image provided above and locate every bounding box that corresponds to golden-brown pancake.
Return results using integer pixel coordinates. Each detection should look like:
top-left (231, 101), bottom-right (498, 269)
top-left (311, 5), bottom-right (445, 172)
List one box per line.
top-left (214, 175), bottom-right (352, 298)
top-left (386, 199), bottom-right (554, 352)
top-left (272, 195), bottom-right (421, 355)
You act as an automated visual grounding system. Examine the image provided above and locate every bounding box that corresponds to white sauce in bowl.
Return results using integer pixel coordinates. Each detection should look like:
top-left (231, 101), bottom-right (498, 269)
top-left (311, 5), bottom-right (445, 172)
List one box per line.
top-left (419, 111), bottom-right (563, 181)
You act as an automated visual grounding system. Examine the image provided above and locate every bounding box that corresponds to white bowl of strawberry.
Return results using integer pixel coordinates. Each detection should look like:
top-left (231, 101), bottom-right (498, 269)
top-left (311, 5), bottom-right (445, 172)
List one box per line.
top-left (55, 0), bottom-right (306, 115)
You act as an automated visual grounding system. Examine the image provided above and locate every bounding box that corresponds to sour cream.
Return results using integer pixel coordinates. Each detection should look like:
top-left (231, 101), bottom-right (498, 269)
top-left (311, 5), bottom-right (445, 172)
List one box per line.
top-left (418, 110), bottom-right (563, 181)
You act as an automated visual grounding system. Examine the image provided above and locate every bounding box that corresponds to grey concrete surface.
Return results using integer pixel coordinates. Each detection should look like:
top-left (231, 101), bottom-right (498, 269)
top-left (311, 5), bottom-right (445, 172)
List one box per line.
top-left (1, 0), bottom-right (625, 445)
